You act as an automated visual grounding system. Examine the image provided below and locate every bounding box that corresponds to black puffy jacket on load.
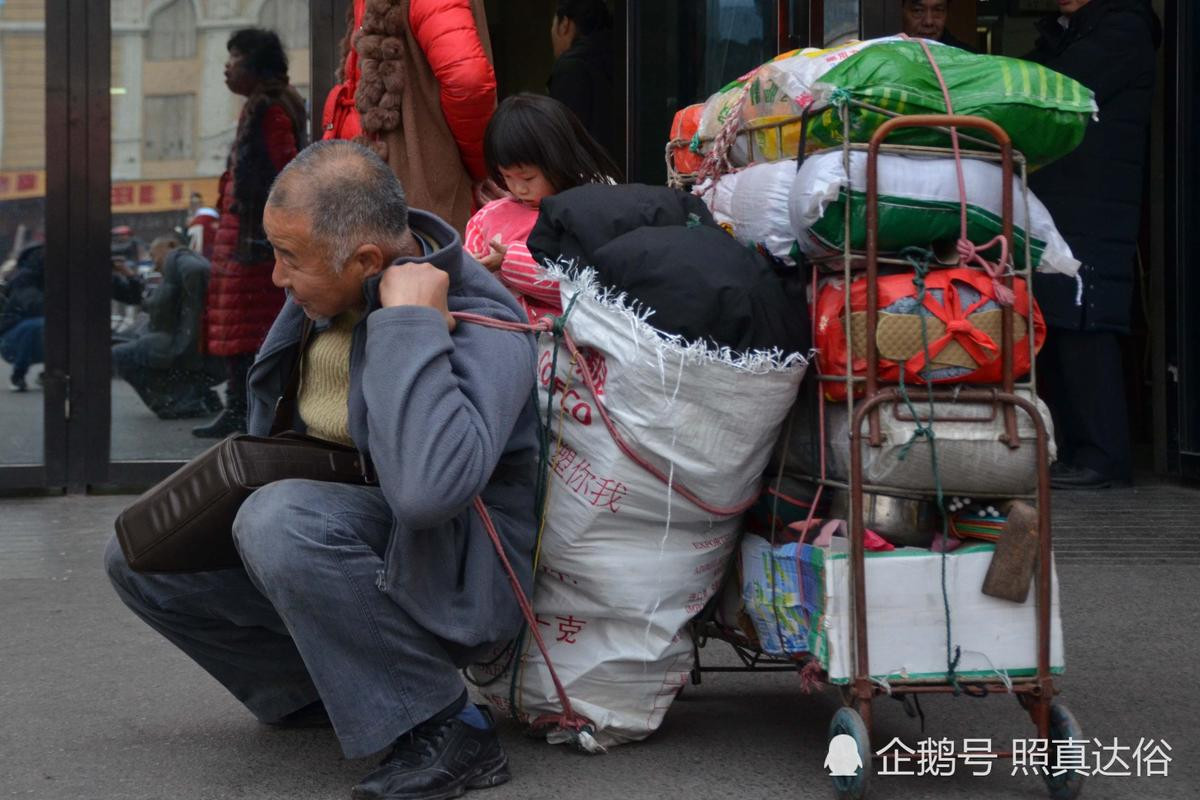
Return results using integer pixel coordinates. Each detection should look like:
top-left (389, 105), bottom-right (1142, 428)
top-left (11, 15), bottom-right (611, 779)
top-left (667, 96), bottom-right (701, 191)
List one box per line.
top-left (1027, 0), bottom-right (1159, 333)
top-left (528, 183), bottom-right (810, 355)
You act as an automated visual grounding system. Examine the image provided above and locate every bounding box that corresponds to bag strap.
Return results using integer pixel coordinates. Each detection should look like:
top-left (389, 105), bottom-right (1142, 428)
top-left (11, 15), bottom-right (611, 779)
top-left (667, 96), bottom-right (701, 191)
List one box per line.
top-left (270, 316), bottom-right (316, 436)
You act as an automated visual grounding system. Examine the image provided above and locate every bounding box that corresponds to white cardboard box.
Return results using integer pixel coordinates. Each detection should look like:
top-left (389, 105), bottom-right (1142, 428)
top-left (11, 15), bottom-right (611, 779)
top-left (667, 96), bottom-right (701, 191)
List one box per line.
top-left (816, 541), bottom-right (1065, 684)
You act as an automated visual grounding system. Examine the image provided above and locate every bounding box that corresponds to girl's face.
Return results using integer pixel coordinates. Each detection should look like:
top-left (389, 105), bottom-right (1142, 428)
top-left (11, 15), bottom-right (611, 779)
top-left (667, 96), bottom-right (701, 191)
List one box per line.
top-left (498, 164), bottom-right (556, 209)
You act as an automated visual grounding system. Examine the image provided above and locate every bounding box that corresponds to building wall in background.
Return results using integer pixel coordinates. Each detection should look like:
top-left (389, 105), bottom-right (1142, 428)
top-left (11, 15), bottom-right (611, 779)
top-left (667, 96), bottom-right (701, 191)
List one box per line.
top-left (0, 0), bottom-right (309, 184)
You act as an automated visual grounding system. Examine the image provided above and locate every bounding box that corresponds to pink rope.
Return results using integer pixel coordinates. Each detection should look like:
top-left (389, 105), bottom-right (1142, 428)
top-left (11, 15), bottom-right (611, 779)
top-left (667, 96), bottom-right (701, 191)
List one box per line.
top-left (696, 83), bottom-right (753, 189)
top-left (807, 266), bottom-right (827, 536)
top-left (906, 36), bottom-right (1016, 307)
top-left (472, 497), bottom-right (590, 733)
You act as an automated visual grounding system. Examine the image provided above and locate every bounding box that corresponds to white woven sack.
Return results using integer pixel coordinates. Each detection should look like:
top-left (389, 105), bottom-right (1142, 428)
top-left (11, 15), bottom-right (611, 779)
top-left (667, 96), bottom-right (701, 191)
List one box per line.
top-left (480, 268), bottom-right (806, 747)
top-left (788, 150), bottom-right (1081, 276)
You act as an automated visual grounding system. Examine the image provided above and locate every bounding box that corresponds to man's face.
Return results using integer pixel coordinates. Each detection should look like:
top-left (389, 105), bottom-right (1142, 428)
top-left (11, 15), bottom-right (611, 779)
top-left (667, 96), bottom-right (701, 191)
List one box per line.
top-left (902, 0), bottom-right (948, 39)
top-left (264, 205), bottom-right (379, 320)
top-left (1056, 0), bottom-right (1091, 14)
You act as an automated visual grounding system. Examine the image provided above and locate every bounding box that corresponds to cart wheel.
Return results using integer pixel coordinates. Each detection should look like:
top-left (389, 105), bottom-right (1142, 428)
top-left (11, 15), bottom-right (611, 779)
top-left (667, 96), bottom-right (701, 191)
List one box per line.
top-left (827, 707), bottom-right (871, 800)
top-left (1043, 703), bottom-right (1085, 800)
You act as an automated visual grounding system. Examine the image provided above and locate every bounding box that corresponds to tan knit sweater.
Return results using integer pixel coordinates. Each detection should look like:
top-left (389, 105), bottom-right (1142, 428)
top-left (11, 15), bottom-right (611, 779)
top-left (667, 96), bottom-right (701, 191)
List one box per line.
top-left (297, 311), bottom-right (359, 447)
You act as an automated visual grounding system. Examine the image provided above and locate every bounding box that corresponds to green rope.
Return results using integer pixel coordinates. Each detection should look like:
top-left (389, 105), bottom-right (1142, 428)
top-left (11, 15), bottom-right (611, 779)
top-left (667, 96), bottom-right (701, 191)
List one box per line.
top-left (829, 87), bottom-right (853, 108)
top-left (893, 246), bottom-right (963, 695)
top-left (533, 292), bottom-right (580, 520)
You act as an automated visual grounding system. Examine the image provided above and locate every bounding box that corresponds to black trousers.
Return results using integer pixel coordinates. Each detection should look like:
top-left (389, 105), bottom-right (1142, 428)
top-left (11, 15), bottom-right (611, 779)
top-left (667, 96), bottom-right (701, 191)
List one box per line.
top-left (1037, 328), bottom-right (1132, 481)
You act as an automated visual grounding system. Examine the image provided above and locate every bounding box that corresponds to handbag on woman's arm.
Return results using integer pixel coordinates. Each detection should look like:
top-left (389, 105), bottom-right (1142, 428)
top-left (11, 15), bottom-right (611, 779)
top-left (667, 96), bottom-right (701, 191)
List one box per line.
top-left (115, 318), bottom-right (377, 573)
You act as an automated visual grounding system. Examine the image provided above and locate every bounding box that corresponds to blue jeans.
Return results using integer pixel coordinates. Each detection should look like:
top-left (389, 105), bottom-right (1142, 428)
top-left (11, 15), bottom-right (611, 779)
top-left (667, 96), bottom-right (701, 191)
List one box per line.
top-left (0, 316), bottom-right (44, 381)
top-left (105, 480), bottom-right (485, 758)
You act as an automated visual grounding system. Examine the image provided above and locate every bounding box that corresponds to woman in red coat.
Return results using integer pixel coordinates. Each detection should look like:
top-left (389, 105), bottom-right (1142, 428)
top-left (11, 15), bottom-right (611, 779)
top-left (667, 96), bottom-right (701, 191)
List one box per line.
top-left (320, 0), bottom-right (498, 234)
top-left (194, 28), bottom-right (307, 438)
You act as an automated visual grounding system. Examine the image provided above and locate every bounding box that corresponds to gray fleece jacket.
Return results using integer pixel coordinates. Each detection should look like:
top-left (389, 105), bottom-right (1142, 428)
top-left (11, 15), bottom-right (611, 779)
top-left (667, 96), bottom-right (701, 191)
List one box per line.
top-left (246, 209), bottom-right (539, 647)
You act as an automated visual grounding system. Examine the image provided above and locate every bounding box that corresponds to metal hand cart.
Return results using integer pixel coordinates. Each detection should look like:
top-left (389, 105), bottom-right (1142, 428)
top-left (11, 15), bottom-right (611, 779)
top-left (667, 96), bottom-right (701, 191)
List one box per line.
top-left (675, 101), bottom-right (1084, 800)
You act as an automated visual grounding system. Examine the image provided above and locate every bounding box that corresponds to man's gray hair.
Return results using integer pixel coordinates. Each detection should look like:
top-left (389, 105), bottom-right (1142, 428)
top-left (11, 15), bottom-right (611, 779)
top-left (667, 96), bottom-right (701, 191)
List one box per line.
top-left (267, 139), bottom-right (410, 272)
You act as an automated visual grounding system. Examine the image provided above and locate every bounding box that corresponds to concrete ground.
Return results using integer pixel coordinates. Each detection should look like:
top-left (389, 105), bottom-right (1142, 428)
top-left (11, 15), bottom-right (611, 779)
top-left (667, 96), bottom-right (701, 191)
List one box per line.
top-left (2, 483), bottom-right (1197, 799)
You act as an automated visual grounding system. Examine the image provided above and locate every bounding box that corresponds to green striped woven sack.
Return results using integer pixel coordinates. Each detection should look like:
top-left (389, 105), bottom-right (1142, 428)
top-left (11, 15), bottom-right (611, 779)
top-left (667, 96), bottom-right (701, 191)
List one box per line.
top-left (788, 151), bottom-right (1081, 275)
top-left (806, 41), bottom-right (1096, 166)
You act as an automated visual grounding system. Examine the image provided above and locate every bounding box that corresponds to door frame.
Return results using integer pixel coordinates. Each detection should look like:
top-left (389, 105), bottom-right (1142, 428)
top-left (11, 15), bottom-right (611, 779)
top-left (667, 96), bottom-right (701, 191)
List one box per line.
top-left (0, 0), bottom-right (342, 493)
top-left (0, 0), bottom-right (105, 494)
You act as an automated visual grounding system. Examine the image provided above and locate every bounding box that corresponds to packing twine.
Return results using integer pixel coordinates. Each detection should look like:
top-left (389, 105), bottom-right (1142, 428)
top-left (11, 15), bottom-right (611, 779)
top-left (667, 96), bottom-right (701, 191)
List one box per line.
top-left (894, 246), bottom-right (964, 695)
top-left (451, 291), bottom-right (766, 745)
top-left (696, 82), bottom-right (753, 190)
top-left (906, 36), bottom-right (1016, 307)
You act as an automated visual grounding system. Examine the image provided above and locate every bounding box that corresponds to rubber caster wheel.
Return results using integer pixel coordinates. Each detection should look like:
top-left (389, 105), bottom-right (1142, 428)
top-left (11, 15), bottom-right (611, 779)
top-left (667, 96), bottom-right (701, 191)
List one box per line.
top-left (1044, 703), bottom-right (1085, 800)
top-left (827, 707), bottom-right (871, 800)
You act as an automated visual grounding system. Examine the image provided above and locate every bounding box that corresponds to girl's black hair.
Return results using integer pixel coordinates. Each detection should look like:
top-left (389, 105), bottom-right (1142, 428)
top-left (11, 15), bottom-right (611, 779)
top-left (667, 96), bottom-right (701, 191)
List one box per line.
top-left (484, 93), bottom-right (623, 193)
top-left (227, 28), bottom-right (289, 82)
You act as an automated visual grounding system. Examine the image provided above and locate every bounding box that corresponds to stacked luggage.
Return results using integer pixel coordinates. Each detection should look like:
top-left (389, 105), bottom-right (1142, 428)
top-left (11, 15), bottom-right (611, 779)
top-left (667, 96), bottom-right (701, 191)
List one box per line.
top-left (671, 38), bottom-right (1089, 799)
top-left (493, 37), bottom-right (1088, 799)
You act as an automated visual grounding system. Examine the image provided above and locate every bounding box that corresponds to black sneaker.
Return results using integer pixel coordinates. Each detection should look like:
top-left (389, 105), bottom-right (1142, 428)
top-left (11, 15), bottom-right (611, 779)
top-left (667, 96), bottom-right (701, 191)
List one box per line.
top-left (351, 708), bottom-right (510, 800)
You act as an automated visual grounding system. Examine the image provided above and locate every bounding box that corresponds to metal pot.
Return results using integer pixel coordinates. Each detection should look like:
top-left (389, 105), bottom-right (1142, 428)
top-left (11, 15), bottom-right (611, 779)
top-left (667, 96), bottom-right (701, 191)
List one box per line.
top-left (826, 489), bottom-right (938, 548)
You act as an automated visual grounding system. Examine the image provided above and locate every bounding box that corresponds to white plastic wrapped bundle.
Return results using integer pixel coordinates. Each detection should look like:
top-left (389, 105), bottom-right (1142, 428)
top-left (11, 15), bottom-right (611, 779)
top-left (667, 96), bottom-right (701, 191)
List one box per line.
top-left (788, 150), bottom-right (1081, 276)
top-left (698, 160), bottom-right (800, 264)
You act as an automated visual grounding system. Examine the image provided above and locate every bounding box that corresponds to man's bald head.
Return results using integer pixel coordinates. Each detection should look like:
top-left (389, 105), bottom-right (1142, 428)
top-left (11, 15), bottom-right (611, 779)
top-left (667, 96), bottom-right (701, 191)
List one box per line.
top-left (267, 139), bottom-right (411, 271)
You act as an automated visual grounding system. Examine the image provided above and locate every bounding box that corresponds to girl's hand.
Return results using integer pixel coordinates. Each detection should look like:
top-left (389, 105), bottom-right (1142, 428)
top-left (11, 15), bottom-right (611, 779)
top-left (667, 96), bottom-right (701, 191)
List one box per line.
top-left (479, 236), bottom-right (507, 273)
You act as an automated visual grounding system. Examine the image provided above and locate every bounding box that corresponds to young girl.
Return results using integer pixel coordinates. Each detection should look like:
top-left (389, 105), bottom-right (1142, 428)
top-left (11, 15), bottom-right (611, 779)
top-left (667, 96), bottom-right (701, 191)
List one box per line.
top-left (465, 93), bottom-right (622, 322)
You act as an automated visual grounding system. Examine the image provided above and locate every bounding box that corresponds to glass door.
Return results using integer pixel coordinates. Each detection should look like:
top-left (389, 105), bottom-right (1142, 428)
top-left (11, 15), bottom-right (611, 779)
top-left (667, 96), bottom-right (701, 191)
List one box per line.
top-left (0, 0), bottom-right (51, 486)
top-left (107, 0), bottom-right (311, 476)
top-left (628, 0), bottom-right (780, 184)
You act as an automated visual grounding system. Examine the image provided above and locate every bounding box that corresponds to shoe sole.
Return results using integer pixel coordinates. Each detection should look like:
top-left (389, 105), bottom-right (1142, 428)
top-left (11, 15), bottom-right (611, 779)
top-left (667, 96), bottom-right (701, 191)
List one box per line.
top-left (351, 754), bottom-right (510, 800)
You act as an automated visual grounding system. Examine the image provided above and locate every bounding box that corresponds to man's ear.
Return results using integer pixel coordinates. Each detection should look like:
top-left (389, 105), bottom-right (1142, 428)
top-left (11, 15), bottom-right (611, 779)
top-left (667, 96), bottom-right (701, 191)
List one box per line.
top-left (348, 243), bottom-right (386, 278)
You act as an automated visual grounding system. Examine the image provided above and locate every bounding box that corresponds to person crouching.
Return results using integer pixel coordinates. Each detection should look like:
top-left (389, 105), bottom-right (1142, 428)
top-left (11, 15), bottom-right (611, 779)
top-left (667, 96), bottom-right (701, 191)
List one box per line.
top-left (105, 139), bottom-right (539, 800)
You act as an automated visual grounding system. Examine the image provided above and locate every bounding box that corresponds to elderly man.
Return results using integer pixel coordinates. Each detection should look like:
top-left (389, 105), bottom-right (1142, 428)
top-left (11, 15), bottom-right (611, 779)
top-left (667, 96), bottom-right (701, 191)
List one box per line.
top-left (105, 139), bottom-right (539, 800)
top-left (899, 0), bottom-right (975, 51)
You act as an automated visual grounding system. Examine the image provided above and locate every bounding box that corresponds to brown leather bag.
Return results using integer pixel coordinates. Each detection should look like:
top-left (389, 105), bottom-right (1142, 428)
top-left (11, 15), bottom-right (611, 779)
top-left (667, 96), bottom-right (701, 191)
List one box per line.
top-left (115, 319), bottom-right (377, 573)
